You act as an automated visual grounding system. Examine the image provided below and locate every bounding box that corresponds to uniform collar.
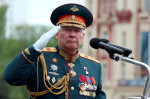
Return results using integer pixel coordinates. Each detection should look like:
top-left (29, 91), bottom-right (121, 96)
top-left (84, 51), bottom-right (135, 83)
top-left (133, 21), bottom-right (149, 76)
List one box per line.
top-left (56, 46), bottom-right (79, 62)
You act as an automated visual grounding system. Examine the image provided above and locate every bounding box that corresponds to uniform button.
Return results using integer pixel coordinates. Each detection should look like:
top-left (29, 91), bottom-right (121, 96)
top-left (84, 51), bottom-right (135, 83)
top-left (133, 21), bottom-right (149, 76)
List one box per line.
top-left (71, 86), bottom-right (74, 90)
top-left (46, 76), bottom-right (50, 81)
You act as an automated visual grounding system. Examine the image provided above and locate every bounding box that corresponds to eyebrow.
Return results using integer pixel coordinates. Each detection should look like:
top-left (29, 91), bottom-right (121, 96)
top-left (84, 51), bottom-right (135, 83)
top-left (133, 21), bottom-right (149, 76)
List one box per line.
top-left (61, 26), bottom-right (84, 30)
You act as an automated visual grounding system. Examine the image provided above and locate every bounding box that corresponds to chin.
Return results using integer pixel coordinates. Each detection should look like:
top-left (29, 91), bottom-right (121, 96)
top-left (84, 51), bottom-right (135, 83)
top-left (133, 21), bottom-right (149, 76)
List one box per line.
top-left (67, 45), bottom-right (78, 50)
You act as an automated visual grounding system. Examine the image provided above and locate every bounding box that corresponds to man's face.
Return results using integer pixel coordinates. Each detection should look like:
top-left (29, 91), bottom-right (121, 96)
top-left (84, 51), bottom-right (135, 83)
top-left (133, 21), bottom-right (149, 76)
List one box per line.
top-left (55, 26), bottom-right (85, 52)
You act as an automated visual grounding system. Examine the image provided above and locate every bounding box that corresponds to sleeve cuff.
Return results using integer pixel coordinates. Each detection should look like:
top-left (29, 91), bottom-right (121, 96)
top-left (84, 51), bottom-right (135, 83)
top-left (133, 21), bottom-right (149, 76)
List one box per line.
top-left (21, 45), bottom-right (41, 64)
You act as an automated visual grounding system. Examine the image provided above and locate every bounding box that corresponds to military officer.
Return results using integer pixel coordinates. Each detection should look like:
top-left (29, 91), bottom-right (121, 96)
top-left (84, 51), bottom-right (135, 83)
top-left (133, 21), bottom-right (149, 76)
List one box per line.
top-left (4, 3), bottom-right (106, 99)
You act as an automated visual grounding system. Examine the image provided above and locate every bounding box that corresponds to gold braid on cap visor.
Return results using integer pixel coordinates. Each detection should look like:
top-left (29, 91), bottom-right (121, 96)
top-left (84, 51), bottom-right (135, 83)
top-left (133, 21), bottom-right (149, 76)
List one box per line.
top-left (56, 15), bottom-right (86, 28)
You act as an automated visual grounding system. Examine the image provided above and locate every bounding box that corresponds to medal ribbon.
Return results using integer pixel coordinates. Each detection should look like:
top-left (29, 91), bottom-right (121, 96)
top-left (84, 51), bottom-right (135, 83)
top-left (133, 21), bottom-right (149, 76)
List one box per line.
top-left (83, 75), bottom-right (87, 83)
top-left (86, 76), bottom-right (91, 84)
top-left (79, 75), bottom-right (84, 82)
top-left (92, 77), bottom-right (96, 84)
top-left (90, 77), bottom-right (94, 84)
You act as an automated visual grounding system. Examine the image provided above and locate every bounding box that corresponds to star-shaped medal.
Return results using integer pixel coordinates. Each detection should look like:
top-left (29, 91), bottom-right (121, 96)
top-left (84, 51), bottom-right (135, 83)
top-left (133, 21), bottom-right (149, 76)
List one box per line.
top-left (68, 63), bottom-right (75, 69)
top-left (50, 64), bottom-right (58, 71)
top-left (70, 70), bottom-right (77, 77)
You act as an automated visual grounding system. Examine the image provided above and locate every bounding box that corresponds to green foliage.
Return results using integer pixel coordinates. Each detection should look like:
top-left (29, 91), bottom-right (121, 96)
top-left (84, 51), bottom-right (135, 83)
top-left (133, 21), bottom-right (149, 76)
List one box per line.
top-left (0, 24), bottom-right (58, 98)
top-left (0, 4), bottom-right (58, 99)
top-left (0, 4), bottom-right (8, 55)
top-left (0, 4), bottom-right (7, 36)
top-left (1, 24), bottom-right (58, 62)
top-left (0, 75), bottom-right (9, 99)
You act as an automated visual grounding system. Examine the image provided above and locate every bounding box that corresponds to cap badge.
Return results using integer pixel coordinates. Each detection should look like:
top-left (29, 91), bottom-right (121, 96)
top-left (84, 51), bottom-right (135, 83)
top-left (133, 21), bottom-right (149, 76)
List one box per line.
top-left (70, 5), bottom-right (79, 12)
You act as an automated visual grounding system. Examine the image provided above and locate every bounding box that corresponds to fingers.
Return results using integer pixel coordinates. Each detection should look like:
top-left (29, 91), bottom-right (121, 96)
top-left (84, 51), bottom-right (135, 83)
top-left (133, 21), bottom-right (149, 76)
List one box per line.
top-left (33, 26), bottom-right (61, 52)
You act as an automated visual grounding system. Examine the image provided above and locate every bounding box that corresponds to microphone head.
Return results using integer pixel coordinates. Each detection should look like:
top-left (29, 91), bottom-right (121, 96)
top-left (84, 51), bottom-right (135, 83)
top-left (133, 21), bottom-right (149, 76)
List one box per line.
top-left (90, 38), bottom-right (100, 49)
top-left (99, 38), bottom-right (109, 43)
top-left (90, 38), bottom-right (109, 49)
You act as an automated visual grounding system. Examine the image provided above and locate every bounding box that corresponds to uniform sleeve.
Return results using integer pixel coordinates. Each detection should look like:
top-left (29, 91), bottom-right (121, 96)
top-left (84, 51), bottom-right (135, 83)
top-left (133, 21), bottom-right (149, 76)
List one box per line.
top-left (3, 45), bottom-right (41, 86)
top-left (95, 63), bottom-right (106, 99)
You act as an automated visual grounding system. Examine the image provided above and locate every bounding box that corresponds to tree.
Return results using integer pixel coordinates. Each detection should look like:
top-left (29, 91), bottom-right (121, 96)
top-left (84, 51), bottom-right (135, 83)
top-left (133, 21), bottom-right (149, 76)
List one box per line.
top-left (1, 24), bottom-right (58, 62)
top-left (1, 24), bottom-right (58, 99)
top-left (0, 4), bottom-right (8, 57)
top-left (0, 4), bottom-right (9, 99)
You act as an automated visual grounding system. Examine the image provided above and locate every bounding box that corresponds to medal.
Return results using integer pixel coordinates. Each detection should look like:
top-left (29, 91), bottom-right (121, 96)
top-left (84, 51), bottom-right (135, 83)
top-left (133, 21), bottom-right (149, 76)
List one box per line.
top-left (68, 63), bottom-right (75, 69)
top-left (52, 77), bottom-right (56, 83)
top-left (57, 78), bottom-right (60, 82)
top-left (49, 72), bottom-right (59, 76)
top-left (50, 64), bottom-right (58, 71)
top-left (84, 91), bottom-right (87, 96)
top-left (86, 71), bottom-right (89, 75)
top-left (93, 85), bottom-right (97, 90)
top-left (87, 91), bottom-right (90, 96)
top-left (52, 58), bottom-right (58, 63)
top-left (90, 92), bottom-right (93, 97)
top-left (68, 63), bottom-right (77, 77)
top-left (79, 90), bottom-right (84, 95)
top-left (79, 75), bottom-right (97, 97)
top-left (84, 67), bottom-right (89, 75)
top-left (87, 84), bottom-right (93, 90)
top-left (81, 86), bottom-right (86, 92)
top-left (92, 92), bottom-right (96, 97)
top-left (70, 70), bottom-right (77, 77)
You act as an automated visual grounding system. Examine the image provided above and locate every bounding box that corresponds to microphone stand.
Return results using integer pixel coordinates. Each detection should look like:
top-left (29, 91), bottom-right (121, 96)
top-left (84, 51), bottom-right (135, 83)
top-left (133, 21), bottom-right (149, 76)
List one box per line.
top-left (109, 53), bottom-right (150, 99)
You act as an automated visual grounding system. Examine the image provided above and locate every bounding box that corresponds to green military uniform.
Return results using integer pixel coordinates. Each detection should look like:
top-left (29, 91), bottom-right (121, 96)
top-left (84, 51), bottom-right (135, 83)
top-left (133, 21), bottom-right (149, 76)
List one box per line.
top-left (4, 45), bottom-right (106, 99)
top-left (4, 3), bottom-right (106, 99)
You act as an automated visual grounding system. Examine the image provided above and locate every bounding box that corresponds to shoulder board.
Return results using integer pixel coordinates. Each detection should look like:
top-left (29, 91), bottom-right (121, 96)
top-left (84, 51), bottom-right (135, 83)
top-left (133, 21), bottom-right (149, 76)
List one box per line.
top-left (42, 47), bottom-right (57, 52)
top-left (79, 53), bottom-right (100, 63)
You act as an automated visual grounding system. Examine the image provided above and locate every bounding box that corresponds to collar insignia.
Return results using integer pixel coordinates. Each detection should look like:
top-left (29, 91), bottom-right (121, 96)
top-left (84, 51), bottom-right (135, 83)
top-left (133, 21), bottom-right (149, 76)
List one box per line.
top-left (59, 49), bottom-right (79, 62)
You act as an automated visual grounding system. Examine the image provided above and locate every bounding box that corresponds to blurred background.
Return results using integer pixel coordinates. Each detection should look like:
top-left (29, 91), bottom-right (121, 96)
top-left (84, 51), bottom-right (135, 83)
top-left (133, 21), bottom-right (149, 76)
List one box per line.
top-left (0, 0), bottom-right (150, 99)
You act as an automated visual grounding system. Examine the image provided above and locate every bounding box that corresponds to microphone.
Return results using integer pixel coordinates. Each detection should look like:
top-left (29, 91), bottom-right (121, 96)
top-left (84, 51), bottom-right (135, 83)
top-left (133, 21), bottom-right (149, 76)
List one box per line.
top-left (90, 38), bottom-right (124, 55)
top-left (90, 38), bottom-right (132, 56)
top-left (95, 38), bottom-right (132, 57)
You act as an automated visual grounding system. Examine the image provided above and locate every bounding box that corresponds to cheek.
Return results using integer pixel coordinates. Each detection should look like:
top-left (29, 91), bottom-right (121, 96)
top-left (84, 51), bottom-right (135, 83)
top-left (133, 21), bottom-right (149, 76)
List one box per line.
top-left (58, 33), bottom-right (68, 43)
top-left (78, 35), bottom-right (84, 44)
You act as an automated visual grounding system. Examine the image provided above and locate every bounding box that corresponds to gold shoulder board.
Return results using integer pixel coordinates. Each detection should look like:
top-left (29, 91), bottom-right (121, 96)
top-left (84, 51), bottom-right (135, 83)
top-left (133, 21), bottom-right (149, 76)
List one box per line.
top-left (79, 53), bottom-right (100, 63)
top-left (42, 47), bottom-right (57, 52)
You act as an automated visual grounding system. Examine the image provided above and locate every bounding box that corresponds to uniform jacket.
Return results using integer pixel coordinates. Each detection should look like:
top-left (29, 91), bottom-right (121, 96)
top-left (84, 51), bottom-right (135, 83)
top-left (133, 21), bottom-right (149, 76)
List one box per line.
top-left (4, 45), bottom-right (106, 99)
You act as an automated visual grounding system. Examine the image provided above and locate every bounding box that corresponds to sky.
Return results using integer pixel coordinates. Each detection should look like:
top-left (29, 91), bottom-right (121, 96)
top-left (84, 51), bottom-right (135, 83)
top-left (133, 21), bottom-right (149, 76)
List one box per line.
top-left (27, 0), bottom-right (85, 25)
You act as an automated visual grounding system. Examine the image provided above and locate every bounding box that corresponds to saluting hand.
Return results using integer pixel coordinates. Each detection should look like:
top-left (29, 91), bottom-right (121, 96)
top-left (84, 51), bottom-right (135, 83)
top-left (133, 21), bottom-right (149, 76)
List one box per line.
top-left (33, 26), bottom-right (60, 52)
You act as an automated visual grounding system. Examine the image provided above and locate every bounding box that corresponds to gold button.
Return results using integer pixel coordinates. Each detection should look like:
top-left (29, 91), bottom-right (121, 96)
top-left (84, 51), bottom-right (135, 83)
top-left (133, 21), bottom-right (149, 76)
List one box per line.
top-left (46, 76), bottom-right (50, 81)
top-left (71, 86), bottom-right (74, 90)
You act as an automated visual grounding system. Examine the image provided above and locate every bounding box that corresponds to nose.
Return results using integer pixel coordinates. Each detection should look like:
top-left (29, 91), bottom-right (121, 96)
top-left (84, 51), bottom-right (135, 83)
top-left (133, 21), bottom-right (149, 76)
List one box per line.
top-left (69, 30), bottom-right (76, 37)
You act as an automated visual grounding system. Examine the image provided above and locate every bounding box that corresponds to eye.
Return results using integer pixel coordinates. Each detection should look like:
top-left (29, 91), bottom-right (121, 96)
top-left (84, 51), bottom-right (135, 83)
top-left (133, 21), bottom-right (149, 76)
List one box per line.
top-left (75, 29), bottom-right (83, 33)
top-left (64, 28), bottom-right (71, 32)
